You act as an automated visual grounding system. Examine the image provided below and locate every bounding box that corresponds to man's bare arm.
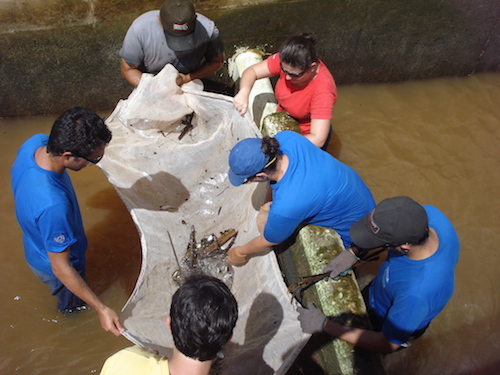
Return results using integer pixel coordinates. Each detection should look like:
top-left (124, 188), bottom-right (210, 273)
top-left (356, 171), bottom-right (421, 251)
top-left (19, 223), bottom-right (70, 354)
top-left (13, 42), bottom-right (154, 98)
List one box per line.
top-left (120, 58), bottom-right (143, 87)
top-left (48, 249), bottom-right (124, 336)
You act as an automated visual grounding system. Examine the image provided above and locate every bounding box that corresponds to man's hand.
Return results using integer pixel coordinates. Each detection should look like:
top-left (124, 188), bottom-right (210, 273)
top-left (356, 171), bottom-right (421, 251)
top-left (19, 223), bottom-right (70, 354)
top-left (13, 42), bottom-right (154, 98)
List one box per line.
top-left (176, 73), bottom-right (191, 86)
top-left (226, 246), bottom-right (249, 267)
top-left (97, 305), bottom-right (124, 337)
top-left (297, 302), bottom-right (327, 334)
top-left (323, 248), bottom-right (359, 279)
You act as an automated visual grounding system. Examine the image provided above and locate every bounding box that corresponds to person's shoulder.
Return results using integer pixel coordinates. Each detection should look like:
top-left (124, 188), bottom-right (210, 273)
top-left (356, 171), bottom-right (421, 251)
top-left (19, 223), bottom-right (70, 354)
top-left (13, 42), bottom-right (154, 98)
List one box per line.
top-left (275, 130), bottom-right (295, 143)
top-left (277, 131), bottom-right (314, 148)
top-left (138, 10), bottom-right (160, 19)
top-left (16, 134), bottom-right (47, 156)
top-left (100, 345), bottom-right (168, 375)
top-left (424, 205), bottom-right (457, 234)
top-left (269, 53), bottom-right (280, 61)
top-left (423, 205), bottom-right (448, 222)
top-left (265, 53), bottom-right (281, 73)
top-left (130, 10), bottom-right (160, 27)
top-left (317, 59), bottom-right (335, 82)
top-left (195, 13), bottom-right (216, 32)
top-left (28, 133), bottom-right (48, 144)
top-left (267, 53), bottom-right (281, 64)
top-left (114, 345), bottom-right (160, 358)
top-left (276, 130), bottom-right (301, 139)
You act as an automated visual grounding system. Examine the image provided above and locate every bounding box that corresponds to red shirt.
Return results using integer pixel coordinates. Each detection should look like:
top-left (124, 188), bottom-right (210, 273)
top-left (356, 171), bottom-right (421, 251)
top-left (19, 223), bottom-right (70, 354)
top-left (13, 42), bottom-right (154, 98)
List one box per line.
top-left (267, 53), bottom-right (337, 134)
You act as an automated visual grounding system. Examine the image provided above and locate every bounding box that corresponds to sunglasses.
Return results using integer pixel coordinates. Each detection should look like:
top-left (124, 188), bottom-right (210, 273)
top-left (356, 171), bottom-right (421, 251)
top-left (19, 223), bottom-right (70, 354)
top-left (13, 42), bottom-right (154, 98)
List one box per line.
top-left (70, 154), bottom-right (103, 164)
top-left (242, 174), bottom-right (257, 185)
top-left (280, 65), bottom-right (306, 78)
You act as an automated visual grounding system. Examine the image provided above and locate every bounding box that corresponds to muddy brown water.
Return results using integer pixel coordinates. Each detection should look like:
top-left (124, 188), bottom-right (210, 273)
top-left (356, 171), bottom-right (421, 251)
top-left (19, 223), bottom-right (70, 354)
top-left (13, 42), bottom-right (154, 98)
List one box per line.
top-left (0, 73), bottom-right (498, 374)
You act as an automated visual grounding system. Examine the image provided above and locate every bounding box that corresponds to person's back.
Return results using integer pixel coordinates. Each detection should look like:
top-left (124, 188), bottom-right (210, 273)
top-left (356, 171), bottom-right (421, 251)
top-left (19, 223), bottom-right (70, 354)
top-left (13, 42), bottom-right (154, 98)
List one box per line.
top-left (265, 130), bottom-right (375, 246)
top-left (368, 204), bottom-right (460, 343)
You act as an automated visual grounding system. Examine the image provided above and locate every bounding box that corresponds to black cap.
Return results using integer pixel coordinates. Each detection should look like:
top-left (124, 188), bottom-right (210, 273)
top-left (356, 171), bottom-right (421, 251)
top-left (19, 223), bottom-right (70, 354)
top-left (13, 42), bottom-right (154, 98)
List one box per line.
top-left (160, 0), bottom-right (197, 51)
top-left (350, 196), bottom-right (428, 249)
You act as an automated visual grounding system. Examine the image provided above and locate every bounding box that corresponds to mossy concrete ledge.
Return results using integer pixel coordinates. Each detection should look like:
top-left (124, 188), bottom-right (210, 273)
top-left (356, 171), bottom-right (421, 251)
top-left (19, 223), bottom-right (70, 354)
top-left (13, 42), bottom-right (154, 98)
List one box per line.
top-left (277, 226), bottom-right (386, 375)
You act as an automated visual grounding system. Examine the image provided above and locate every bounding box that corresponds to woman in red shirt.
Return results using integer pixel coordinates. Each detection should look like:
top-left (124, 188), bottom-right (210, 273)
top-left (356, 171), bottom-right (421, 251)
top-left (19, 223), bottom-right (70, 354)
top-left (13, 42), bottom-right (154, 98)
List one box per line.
top-left (233, 33), bottom-right (337, 149)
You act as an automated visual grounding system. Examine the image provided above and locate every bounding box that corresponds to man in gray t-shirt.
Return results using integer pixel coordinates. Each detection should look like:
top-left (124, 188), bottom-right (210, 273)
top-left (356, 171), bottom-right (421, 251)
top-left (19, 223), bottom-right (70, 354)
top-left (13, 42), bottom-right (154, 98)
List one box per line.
top-left (120, 0), bottom-right (224, 88)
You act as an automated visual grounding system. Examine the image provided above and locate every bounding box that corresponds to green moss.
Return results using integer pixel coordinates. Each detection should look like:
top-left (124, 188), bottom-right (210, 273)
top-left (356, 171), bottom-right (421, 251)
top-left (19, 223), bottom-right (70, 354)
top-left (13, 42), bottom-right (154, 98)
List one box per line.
top-left (261, 112), bottom-right (301, 137)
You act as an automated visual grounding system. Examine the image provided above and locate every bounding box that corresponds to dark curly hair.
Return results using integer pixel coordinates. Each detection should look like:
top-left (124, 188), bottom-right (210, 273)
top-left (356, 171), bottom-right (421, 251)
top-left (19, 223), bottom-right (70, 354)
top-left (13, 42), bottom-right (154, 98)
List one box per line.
top-left (279, 32), bottom-right (318, 71)
top-left (170, 274), bottom-right (238, 361)
top-left (46, 107), bottom-right (112, 158)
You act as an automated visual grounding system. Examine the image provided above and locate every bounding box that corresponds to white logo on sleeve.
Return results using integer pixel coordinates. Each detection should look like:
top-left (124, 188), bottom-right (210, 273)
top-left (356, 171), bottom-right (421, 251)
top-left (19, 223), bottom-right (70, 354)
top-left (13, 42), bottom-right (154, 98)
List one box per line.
top-left (54, 234), bottom-right (66, 244)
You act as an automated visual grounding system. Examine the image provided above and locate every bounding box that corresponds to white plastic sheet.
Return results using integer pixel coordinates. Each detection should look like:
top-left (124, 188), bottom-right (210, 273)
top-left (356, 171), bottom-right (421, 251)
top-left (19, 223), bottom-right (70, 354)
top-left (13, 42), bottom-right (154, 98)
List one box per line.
top-left (99, 65), bottom-right (308, 374)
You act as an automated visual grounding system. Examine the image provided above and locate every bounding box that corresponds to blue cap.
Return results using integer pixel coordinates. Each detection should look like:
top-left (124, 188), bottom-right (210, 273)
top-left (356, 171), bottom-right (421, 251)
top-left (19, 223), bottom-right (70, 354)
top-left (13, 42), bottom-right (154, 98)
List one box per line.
top-left (228, 138), bottom-right (269, 186)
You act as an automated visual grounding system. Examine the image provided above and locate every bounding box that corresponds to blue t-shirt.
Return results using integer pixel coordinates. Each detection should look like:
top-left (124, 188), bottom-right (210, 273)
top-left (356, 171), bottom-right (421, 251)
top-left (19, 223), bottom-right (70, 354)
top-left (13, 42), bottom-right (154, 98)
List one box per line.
top-left (264, 131), bottom-right (375, 246)
top-left (368, 205), bottom-right (460, 345)
top-left (11, 134), bottom-right (87, 276)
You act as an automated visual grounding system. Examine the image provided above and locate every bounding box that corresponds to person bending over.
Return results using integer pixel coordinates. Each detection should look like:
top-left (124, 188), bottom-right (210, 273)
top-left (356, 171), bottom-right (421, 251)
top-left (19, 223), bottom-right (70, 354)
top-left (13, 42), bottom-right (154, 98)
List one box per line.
top-left (297, 196), bottom-right (460, 353)
top-left (226, 131), bottom-right (374, 266)
top-left (120, 0), bottom-right (226, 92)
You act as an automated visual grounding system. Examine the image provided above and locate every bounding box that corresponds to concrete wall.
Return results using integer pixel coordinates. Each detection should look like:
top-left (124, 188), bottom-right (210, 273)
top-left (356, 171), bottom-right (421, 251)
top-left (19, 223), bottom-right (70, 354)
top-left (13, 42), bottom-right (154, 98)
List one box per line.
top-left (1, 0), bottom-right (499, 117)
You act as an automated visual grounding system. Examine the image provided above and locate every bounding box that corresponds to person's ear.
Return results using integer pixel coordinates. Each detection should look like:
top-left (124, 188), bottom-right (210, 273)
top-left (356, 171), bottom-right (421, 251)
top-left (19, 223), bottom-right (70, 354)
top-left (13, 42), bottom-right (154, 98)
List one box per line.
top-left (61, 151), bottom-right (74, 162)
top-left (399, 243), bottom-right (411, 254)
top-left (255, 172), bottom-right (269, 180)
top-left (166, 316), bottom-right (172, 332)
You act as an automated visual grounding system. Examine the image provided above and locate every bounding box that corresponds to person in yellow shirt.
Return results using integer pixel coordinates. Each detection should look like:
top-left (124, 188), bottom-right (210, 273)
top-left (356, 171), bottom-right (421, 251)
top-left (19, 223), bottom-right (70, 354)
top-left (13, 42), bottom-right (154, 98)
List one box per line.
top-left (100, 274), bottom-right (238, 375)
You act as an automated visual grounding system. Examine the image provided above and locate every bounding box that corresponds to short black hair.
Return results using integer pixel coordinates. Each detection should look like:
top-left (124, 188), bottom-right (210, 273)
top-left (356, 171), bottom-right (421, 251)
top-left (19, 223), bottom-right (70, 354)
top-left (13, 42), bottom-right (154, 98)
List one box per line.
top-left (170, 274), bottom-right (238, 361)
top-left (46, 107), bottom-right (112, 158)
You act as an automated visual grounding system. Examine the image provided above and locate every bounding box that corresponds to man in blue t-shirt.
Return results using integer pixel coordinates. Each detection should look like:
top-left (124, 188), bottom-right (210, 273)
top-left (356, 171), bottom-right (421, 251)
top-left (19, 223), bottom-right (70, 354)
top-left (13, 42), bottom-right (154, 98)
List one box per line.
top-left (11, 107), bottom-right (123, 337)
top-left (120, 0), bottom-right (227, 92)
top-left (297, 196), bottom-right (460, 353)
top-left (226, 130), bottom-right (375, 266)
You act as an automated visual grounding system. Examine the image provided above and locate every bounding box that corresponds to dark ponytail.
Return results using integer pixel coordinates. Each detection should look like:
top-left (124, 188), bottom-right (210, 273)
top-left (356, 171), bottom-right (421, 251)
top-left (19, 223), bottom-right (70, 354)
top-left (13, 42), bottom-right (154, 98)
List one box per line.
top-left (261, 136), bottom-right (281, 172)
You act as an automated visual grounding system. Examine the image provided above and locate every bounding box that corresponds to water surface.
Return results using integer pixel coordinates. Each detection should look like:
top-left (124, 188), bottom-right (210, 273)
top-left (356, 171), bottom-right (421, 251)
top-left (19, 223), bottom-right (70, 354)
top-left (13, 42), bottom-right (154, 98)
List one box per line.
top-left (0, 73), bottom-right (498, 374)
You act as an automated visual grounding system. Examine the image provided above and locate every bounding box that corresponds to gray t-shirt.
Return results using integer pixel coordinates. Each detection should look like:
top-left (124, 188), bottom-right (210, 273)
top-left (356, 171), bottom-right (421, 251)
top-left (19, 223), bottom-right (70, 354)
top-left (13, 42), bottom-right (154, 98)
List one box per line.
top-left (120, 10), bottom-right (223, 74)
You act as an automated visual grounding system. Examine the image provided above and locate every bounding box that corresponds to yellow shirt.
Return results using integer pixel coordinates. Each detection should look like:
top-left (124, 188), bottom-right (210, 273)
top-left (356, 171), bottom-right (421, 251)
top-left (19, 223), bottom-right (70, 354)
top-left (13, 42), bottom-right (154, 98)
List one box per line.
top-left (100, 345), bottom-right (169, 375)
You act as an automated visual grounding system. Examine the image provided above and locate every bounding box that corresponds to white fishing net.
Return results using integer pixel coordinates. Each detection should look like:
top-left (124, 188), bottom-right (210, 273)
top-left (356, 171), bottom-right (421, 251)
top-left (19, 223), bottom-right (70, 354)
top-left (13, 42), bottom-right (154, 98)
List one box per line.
top-left (99, 64), bottom-right (308, 374)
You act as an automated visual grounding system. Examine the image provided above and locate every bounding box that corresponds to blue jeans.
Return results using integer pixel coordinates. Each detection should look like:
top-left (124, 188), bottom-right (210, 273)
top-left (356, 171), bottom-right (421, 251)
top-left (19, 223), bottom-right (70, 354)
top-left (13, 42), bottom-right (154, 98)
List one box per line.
top-left (29, 265), bottom-right (86, 312)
